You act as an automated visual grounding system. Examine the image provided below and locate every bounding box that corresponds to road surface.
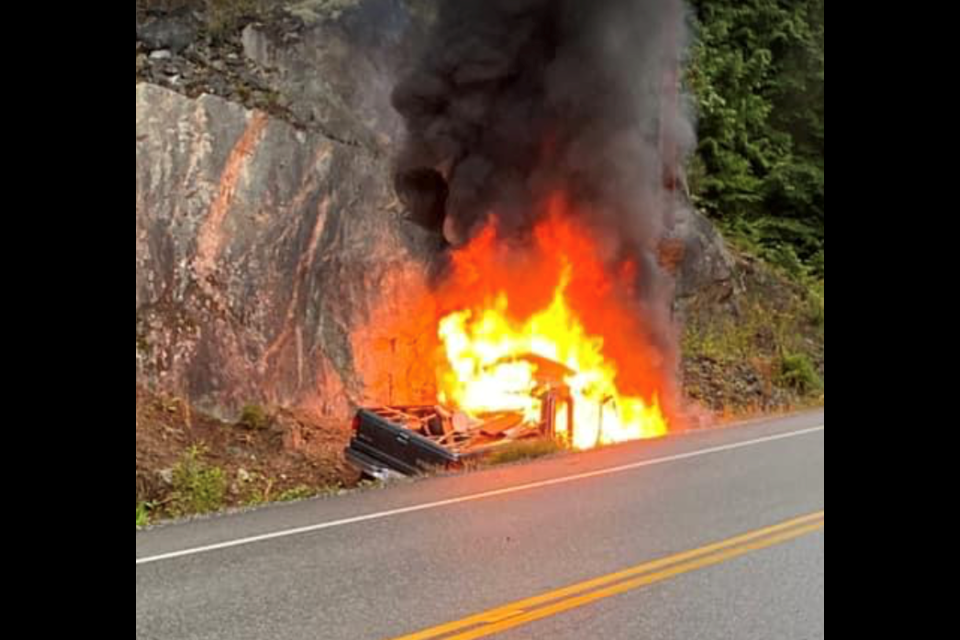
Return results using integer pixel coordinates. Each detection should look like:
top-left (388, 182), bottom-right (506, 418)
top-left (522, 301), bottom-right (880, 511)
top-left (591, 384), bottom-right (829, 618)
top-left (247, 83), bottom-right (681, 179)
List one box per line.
top-left (136, 410), bottom-right (825, 640)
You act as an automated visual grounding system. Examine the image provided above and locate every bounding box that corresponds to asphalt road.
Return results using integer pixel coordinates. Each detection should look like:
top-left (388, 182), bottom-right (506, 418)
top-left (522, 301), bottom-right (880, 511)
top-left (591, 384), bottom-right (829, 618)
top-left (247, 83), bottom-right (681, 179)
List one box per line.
top-left (136, 410), bottom-right (825, 640)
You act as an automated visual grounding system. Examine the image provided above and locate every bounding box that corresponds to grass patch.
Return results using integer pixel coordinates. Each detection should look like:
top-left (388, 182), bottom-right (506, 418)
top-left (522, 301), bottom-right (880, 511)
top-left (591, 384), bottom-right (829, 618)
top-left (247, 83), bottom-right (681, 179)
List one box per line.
top-left (205, 0), bottom-right (267, 39)
top-left (136, 502), bottom-right (151, 528)
top-left (486, 439), bottom-right (565, 466)
top-left (683, 265), bottom-right (822, 366)
top-left (238, 404), bottom-right (271, 430)
top-left (681, 256), bottom-right (824, 413)
top-left (169, 445), bottom-right (227, 517)
top-left (683, 298), bottom-right (791, 364)
top-left (276, 486), bottom-right (318, 503)
top-left (777, 353), bottom-right (823, 394)
top-left (244, 479), bottom-right (331, 507)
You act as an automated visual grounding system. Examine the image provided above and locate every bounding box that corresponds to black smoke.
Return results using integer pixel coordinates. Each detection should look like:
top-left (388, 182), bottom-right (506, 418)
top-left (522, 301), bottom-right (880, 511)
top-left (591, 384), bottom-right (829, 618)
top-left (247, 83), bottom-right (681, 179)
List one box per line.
top-left (392, 0), bottom-right (692, 258)
top-left (392, 0), bottom-right (693, 417)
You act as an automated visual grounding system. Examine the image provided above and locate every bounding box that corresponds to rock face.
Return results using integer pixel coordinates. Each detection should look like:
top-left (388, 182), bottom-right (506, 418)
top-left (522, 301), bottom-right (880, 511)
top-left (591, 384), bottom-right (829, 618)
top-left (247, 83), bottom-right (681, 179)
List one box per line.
top-left (136, 83), bottom-right (440, 419)
top-left (241, 0), bottom-right (427, 150)
top-left (135, 0), bottom-right (734, 420)
top-left (670, 205), bottom-right (736, 301)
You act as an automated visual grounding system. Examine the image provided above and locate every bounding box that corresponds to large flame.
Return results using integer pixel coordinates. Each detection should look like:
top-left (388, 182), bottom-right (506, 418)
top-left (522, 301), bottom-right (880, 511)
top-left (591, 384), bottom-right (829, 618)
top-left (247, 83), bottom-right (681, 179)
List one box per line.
top-left (435, 194), bottom-right (669, 450)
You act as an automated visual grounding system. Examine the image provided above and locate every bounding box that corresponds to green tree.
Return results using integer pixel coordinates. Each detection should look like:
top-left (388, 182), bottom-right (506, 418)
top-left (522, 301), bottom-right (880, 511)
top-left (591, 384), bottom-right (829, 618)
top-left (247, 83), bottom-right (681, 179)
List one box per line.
top-left (687, 0), bottom-right (824, 276)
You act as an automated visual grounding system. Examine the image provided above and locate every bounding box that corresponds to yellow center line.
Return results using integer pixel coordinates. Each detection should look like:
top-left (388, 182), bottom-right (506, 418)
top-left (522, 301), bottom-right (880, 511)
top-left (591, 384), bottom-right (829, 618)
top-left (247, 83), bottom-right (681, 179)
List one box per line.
top-left (389, 511), bottom-right (824, 640)
top-left (446, 520), bottom-right (824, 640)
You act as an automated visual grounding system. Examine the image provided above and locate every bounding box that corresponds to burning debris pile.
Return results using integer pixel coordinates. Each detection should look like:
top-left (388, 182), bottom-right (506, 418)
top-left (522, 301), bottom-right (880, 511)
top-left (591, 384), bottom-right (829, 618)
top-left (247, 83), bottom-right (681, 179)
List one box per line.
top-left (347, 353), bottom-right (578, 477)
top-left (433, 203), bottom-right (669, 450)
top-left (359, 0), bottom-right (695, 458)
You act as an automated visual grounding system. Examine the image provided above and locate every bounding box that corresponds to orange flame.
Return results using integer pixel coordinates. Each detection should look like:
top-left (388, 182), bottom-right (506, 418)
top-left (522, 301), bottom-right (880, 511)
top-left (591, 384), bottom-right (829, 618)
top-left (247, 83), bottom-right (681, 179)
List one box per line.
top-left (434, 193), bottom-right (669, 449)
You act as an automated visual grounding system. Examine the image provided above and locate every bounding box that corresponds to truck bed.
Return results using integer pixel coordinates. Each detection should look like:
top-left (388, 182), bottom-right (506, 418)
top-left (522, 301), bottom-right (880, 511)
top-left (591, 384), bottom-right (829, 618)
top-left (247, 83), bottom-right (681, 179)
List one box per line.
top-left (345, 405), bottom-right (546, 478)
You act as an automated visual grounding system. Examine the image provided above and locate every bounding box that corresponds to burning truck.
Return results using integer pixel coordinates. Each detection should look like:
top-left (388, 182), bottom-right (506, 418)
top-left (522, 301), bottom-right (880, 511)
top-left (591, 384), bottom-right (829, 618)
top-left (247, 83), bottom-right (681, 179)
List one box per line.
top-left (347, 0), bottom-right (688, 476)
top-left (346, 353), bottom-right (664, 478)
top-left (346, 209), bottom-right (670, 478)
top-left (346, 355), bottom-right (576, 478)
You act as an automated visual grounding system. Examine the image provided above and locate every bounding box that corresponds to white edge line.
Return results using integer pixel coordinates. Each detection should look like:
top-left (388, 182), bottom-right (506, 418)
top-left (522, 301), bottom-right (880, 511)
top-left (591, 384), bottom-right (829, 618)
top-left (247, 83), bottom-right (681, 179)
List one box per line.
top-left (136, 425), bottom-right (824, 566)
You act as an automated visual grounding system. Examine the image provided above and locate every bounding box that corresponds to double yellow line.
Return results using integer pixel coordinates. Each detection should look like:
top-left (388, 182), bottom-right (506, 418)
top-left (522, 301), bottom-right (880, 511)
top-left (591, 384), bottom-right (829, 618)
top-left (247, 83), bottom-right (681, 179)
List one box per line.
top-left (390, 511), bottom-right (825, 640)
